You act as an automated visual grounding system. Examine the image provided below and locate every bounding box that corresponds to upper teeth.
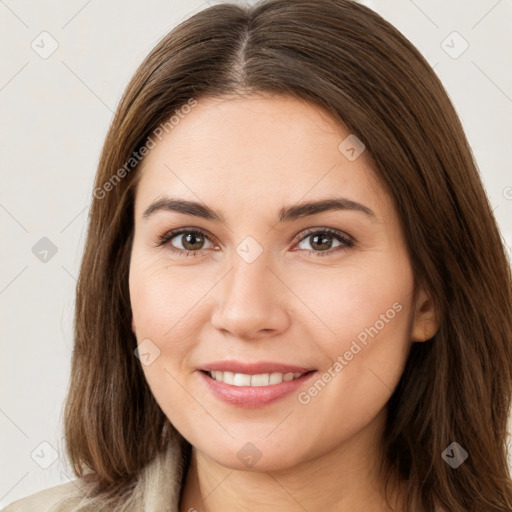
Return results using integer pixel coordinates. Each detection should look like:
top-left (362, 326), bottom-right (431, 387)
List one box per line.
top-left (208, 371), bottom-right (305, 386)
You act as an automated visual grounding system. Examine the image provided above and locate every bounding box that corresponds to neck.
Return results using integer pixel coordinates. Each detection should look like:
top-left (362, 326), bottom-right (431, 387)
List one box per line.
top-left (179, 407), bottom-right (406, 512)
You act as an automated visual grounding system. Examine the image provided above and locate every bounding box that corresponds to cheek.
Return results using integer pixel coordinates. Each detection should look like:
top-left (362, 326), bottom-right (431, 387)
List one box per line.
top-left (129, 254), bottom-right (200, 336)
top-left (129, 257), bottom-right (203, 416)
top-left (289, 255), bottom-right (413, 342)
top-left (129, 254), bottom-right (213, 383)
top-left (288, 266), bottom-right (413, 444)
top-left (130, 273), bottom-right (171, 341)
top-left (285, 256), bottom-right (415, 412)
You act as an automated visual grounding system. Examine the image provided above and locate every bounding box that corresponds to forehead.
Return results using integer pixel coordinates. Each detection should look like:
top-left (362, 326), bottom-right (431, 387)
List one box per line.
top-left (133, 94), bottom-right (389, 222)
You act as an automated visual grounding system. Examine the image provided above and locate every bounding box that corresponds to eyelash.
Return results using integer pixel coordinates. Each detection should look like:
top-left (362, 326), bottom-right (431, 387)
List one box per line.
top-left (155, 227), bottom-right (355, 259)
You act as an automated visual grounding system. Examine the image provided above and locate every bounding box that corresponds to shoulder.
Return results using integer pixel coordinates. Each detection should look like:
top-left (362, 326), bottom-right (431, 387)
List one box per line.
top-left (2, 478), bottom-right (91, 512)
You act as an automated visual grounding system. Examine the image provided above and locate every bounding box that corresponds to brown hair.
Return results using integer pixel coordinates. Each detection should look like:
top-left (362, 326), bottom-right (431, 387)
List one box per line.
top-left (63, 0), bottom-right (512, 510)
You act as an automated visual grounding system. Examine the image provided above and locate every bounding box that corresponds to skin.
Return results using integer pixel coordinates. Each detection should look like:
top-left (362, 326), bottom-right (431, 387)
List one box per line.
top-left (129, 94), bottom-right (439, 512)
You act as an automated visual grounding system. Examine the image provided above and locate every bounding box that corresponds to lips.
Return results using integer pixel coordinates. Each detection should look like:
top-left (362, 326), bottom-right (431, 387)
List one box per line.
top-left (198, 368), bottom-right (317, 407)
top-left (200, 361), bottom-right (315, 374)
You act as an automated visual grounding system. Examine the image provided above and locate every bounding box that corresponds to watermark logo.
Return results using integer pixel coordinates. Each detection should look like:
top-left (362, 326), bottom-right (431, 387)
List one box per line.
top-left (442, 442), bottom-right (468, 468)
top-left (134, 338), bottom-right (161, 366)
top-left (441, 31), bottom-right (469, 60)
top-left (236, 236), bottom-right (264, 263)
top-left (31, 31), bottom-right (59, 59)
top-left (32, 237), bottom-right (58, 263)
top-left (30, 441), bottom-right (59, 469)
top-left (237, 442), bottom-right (263, 468)
top-left (338, 134), bottom-right (365, 161)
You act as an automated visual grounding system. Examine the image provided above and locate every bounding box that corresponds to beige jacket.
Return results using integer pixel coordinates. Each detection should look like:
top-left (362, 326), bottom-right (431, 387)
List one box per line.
top-left (3, 433), bottom-right (189, 512)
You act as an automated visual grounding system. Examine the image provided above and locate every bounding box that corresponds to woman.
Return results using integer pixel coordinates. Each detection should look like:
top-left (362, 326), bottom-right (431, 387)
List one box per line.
top-left (5, 0), bottom-right (512, 511)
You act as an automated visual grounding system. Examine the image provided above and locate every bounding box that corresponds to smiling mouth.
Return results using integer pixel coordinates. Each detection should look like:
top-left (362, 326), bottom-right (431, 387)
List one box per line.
top-left (201, 369), bottom-right (316, 387)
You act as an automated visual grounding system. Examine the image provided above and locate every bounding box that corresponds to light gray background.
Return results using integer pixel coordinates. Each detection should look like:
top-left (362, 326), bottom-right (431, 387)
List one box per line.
top-left (1, 0), bottom-right (511, 507)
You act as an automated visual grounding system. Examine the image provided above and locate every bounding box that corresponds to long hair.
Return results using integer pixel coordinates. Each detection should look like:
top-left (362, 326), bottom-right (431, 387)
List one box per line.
top-left (62, 1), bottom-right (512, 510)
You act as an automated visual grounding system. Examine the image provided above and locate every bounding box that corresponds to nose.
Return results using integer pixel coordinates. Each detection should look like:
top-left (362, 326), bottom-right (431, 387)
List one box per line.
top-left (210, 253), bottom-right (290, 340)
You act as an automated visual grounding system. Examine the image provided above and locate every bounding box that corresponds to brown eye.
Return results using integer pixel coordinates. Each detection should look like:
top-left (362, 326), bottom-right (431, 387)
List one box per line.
top-left (295, 228), bottom-right (354, 257)
top-left (301, 232), bottom-right (337, 251)
top-left (156, 227), bottom-right (354, 259)
top-left (163, 230), bottom-right (214, 252)
top-left (157, 229), bottom-right (213, 256)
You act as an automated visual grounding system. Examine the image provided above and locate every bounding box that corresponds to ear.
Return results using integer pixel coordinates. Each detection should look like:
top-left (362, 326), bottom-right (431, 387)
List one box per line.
top-left (131, 317), bottom-right (137, 336)
top-left (411, 286), bottom-right (440, 342)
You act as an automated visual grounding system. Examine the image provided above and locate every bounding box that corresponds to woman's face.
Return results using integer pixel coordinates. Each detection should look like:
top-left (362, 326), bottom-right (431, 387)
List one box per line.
top-left (129, 94), bottom-right (436, 471)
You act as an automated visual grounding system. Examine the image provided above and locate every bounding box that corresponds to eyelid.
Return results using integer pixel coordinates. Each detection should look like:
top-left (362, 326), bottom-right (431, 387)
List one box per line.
top-left (155, 226), bottom-right (355, 256)
top-left (154, 227), bottom-right (217, 250)
top-left (290, 226), bottom-right (355, 245)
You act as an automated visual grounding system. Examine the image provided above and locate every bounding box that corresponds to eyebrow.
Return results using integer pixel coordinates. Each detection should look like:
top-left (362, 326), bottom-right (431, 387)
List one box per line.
top-left (142, 196), bottom-right (376, 223)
